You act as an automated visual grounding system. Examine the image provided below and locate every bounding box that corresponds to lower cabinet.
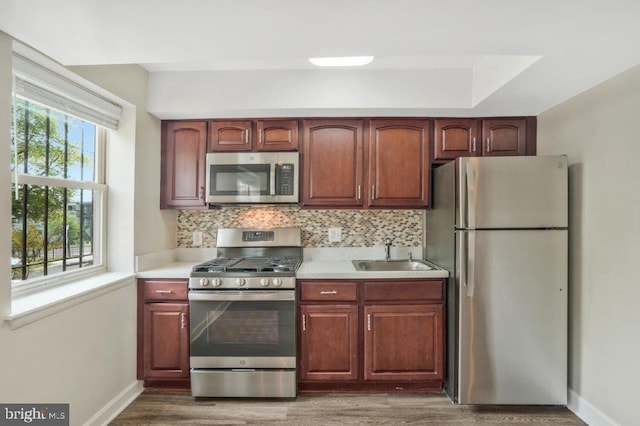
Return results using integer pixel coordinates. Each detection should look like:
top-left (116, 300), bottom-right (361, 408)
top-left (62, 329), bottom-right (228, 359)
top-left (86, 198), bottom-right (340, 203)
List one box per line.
top-left (299, 305), bottom-right (359, 381)
top-left (137, 279), bottom-right (190, 388)
top-left (298, 279), bottom-right (445, 392)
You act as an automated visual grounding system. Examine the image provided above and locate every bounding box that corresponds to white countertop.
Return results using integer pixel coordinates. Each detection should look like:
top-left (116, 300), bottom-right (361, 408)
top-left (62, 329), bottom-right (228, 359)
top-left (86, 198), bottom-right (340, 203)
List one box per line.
top-left (296, 260), bottom-right (449, 280)
top-left (136, 261), bottom-right (194, 279)
top-left (134, 247), bottom-right (449, 280)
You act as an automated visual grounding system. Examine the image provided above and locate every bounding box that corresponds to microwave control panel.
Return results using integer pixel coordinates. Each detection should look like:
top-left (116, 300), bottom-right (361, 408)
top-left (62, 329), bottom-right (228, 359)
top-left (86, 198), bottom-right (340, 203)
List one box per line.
top-left (275, 164), bottom-right (295, 195)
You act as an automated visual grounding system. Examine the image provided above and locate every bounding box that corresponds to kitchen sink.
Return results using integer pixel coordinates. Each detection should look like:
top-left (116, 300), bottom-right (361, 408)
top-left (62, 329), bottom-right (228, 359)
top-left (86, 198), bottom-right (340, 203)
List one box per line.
top-left (351, 259), bottom-right (435, 271)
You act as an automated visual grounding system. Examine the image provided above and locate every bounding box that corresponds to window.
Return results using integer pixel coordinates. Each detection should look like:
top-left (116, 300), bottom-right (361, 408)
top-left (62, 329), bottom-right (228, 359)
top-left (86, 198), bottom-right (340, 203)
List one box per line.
top-left (9, 50), bottom-right (121, 293)
top-left (10, 99), bottom-right (106, 290)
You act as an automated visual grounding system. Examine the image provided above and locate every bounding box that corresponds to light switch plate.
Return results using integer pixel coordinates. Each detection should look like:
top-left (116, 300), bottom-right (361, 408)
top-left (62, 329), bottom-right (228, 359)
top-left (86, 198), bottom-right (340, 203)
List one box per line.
top-left (192, 231), bottom-right (203, 246)
top-left (328, 227), bottom-right (342, 242)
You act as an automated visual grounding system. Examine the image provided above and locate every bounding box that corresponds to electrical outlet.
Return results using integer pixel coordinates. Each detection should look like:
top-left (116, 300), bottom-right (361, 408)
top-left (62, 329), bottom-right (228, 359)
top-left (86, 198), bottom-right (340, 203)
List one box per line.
top-left (192, 231), bottom-right (203, 246)
top-left (328, 227), bottom-right (342, 243)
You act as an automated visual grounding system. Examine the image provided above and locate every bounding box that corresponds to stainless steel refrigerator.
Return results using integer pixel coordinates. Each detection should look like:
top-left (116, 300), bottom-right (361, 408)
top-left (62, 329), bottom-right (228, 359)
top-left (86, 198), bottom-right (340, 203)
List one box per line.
top-left (425, 156), bottom-right (568, 405)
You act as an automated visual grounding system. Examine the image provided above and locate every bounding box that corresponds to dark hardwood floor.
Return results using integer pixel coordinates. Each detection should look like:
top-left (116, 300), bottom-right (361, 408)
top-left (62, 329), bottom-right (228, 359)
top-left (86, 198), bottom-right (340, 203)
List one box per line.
top-left (110, 390), bottom-right (585, 425)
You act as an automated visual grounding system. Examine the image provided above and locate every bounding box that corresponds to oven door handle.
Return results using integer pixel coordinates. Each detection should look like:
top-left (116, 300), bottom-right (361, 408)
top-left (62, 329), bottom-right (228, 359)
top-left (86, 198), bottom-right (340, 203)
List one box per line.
top-left (188, 290), bottom-right (295, 302)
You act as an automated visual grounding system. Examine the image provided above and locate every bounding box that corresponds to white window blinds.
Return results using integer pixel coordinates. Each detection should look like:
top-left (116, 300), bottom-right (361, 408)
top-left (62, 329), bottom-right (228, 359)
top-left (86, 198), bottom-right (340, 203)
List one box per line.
top-left (12, 53), bottom-right (122, 130)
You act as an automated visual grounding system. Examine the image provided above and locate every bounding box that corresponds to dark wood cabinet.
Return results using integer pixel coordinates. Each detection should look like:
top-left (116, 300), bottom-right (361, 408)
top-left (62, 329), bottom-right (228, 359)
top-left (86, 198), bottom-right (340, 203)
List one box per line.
top-left (299, 305), bottom-right (359, 381)
top-left (208, 120), bottom-right (252, 151)
top-left (364, 304), bottom-right (444, 381)
top-left (160, 121), bottom-right (207, 209)
top-left (298, 279), bottom-right (445, 393)
top-left (256, 119), bottom-right (298, 151)
top-left (368, 119), bottom-right (430, 208)
top-left (208, 119), bottom-right (298, 152)
top-left (301, 119), bottom-right (364, 207)
top-left (433, 117), bottom-right (535, 161)
top-left (481, 118), bottom-right (527, 156)
top-left (433, 118), bottom-right (481, 160)
top-left (138, 279), bottom-right (190, 388)
top-left (301, 119), bottom-right (430, 208)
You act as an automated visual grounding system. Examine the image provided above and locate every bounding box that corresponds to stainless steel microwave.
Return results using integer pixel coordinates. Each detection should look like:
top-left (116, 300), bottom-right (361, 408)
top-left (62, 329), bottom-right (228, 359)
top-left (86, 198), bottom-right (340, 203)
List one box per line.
top-left (205, 152), bottom-right (299, 204)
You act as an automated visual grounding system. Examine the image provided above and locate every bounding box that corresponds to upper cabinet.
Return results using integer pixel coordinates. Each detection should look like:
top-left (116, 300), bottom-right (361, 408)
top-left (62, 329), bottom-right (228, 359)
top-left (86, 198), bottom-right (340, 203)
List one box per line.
top-left (433, 117), bottom-right (535, 162)
top-left (208, 120), bottom-right (252, 151)
top-left (160, 121), bottom-right (207, 209)
top-left (481, 118), bottom-right (527, 156)
top-left (301, 119), bottom-right (430, 209)
top-left (368, 119), bottom-right (430, 208)
top-left (301, 119), bottom-right (365, 207)
top-left (433, 118), bottom-right (481, 160)
top-left (256, 119), bottom-right (299, 151)
top-left (208, 119), bottom-right (298, 152)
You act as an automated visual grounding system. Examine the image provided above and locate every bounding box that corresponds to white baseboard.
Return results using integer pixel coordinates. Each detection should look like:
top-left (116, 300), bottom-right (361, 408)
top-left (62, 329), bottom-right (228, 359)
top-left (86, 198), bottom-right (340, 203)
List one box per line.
top-left (568, 388), bottom-right (619, 426)
top-left (84, 380), bottom-right (143, 426)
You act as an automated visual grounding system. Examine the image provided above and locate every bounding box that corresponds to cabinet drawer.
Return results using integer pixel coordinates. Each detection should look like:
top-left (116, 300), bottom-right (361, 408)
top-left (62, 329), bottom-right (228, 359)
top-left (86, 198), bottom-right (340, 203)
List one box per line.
top-left (364, 280), bottom-right (443, 302)
top-left (142, 279), bottom-right (188, 301)
top-left (300, 281), bottom-right (358, 302)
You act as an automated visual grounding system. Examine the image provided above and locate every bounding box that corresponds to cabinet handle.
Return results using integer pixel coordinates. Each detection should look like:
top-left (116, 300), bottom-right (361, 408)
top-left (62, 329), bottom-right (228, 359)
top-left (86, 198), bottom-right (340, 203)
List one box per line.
top-left (472, 137), bottom-right (476, 152)
top-left (371, 185), bottom-right (375, 200)
top-left (367, 313), bottom-right (372, 331)
top-left (320, 290), bottom-right (337, 295)
top-left (181, 313), bottom-right (187, 329)
top-left (357, 185), bottom-right (362, 200)
top-left (302, 314), bottom-right (307, 331)
top-left (486, 137), bottom-right (491, 152)
top-left (155, 290), bottom-right (174, 294)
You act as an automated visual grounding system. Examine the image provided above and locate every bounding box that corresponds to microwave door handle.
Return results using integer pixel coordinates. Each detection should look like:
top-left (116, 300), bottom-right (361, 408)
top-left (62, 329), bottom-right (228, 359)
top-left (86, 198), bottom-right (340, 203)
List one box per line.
top-left (270, 164), bottom-right (276, 196)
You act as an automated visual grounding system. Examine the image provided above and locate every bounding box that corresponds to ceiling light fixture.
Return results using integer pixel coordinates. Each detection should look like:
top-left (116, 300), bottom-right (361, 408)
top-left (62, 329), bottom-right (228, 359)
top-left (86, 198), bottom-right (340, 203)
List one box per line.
top-left (308, 56), bottom-right (374, 67)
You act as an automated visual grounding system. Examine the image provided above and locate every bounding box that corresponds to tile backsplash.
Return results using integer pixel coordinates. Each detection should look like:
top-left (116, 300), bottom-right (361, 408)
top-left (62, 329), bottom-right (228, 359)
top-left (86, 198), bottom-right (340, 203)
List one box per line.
top-left (177, 207), bottom-right (423, 248)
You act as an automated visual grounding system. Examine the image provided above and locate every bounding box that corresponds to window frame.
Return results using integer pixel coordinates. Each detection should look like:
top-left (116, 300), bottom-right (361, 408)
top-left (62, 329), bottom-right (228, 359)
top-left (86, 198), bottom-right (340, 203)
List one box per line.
top-left (10, 105), bottom-right (108, 296)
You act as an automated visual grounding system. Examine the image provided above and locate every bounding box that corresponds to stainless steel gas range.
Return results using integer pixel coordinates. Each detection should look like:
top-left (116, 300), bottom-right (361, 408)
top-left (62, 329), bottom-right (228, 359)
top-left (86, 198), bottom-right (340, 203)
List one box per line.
top-left (188, 227), bottom-right (302, 398)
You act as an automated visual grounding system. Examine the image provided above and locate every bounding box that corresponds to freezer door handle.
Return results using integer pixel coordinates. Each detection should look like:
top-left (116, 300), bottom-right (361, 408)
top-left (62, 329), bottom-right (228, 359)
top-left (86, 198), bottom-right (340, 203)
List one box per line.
top-left (465, 161), bottom-right (476, 229)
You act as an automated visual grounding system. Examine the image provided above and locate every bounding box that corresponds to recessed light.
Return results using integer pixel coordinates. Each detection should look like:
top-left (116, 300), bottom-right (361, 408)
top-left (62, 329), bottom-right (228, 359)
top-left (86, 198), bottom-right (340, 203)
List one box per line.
top-left (308, 56), bottom-right (374, 67)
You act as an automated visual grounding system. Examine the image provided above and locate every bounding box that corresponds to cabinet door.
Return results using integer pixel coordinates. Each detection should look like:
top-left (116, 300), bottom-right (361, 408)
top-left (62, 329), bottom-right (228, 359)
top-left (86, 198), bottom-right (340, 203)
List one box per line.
top-left (433, 118), bottom-right (480, 161)
top-left (299, 305), bottom-right (359, 381)
top-left (160, 121), bottom-right (207, 208)
top-left (482, 118), bottom-right (527, 156)
top-left (368, 119), bottom-right (430, 208)
top-left (143, 303), bottom-right (190, 379)
top-left (301, 119), bottom-right (364, 207)
top-left (208, 120), bottom-right (253, 151)
top-left (256, 119), bottom-right (298, 151)
top-left (364, 304), bottom-right (443, 381)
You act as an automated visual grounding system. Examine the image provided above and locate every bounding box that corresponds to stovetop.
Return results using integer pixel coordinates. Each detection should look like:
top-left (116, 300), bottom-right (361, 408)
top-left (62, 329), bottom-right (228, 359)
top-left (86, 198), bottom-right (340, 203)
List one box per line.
top-left (192, 256), bottom-right (302, 274)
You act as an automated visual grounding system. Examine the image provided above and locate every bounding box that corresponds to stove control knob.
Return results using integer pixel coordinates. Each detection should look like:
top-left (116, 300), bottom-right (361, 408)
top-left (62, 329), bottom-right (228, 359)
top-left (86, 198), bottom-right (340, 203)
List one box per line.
top-left (236, 278), bottom-right (246, 287)
top-left (260, 278), bottom-right (270, 287)
top-left (199, 278), bottom-right (209, 287)
top-left (212, 278), bottom-right (222, 287)
top-left (272, 278), bottom-right (282, 287)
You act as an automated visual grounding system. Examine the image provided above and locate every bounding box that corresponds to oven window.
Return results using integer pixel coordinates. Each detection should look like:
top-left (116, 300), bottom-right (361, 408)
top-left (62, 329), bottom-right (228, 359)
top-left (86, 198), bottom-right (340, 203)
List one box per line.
top-left (210, 164), bottom-right (270, 196)
top-left (208, 310), bottom-right (278, 344)
top-left (190, 299), bottom-right (295, 357)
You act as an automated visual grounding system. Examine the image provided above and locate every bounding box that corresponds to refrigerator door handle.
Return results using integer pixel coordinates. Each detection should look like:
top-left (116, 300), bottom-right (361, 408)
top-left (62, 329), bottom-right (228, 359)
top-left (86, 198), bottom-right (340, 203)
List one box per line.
top-left (465, 161), bottom-right (476, 229)
top-left (466, 230), bottom-right (476, 297)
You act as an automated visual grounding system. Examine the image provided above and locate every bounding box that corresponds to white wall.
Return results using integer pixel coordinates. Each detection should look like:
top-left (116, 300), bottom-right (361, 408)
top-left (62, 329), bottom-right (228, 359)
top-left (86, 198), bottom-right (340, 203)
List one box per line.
top-left (147, 68), bottom-right (472, 118)
top-left (69, 64), bottom-right (176, 256)
top-left (538, 64), bottom-right (640, 426)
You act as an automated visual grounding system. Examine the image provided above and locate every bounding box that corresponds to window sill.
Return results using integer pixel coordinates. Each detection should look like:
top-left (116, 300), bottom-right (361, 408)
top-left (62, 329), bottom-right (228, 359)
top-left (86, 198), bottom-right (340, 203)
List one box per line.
top-left (5, 272), bottom-right (135, 330)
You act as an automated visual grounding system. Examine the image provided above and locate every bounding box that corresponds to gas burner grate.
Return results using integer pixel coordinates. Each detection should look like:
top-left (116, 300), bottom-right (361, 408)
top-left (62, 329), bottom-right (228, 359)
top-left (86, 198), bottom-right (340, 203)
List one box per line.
top-left (192, 257), bottom-right (242, 273)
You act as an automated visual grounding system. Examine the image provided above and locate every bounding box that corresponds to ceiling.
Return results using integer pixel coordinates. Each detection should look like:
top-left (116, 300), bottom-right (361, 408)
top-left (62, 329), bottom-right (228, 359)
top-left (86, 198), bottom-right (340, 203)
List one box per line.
top-left (2, 0), bottom-right (640, 118)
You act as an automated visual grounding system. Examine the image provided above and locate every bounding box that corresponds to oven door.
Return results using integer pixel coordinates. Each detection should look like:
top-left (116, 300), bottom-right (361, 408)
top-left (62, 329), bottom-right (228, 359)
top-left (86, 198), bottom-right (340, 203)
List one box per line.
top-left (188, 290), bottom-right (296, 369)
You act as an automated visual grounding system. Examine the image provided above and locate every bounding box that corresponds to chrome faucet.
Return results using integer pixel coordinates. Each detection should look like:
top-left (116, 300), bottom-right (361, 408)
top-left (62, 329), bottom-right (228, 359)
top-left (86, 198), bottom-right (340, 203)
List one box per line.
top-left (384, 238), bottom-right (392, 261)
